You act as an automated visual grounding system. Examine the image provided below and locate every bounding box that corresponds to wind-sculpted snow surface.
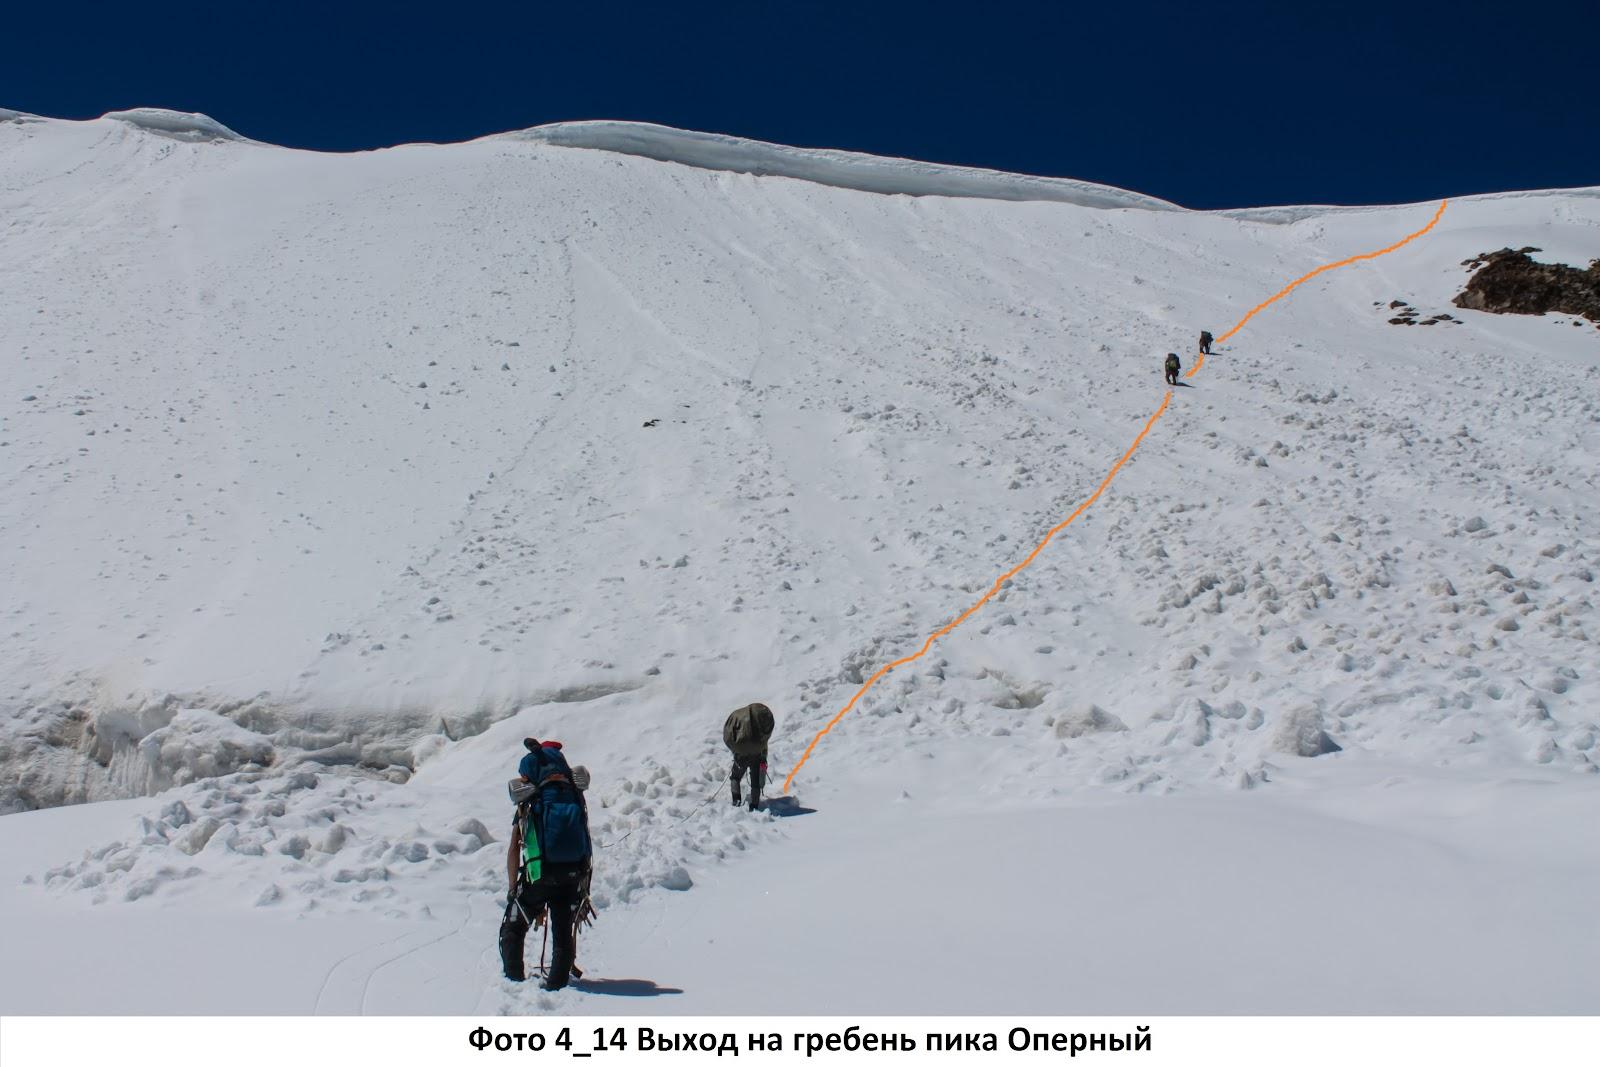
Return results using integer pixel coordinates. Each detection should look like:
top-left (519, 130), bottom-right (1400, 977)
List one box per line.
top-left (500, 121), bottom-right (1181, 209)
top-left (0, 109), bottom-right (1597, 1013)
top-left (102, 108), bottom-right (249, 143)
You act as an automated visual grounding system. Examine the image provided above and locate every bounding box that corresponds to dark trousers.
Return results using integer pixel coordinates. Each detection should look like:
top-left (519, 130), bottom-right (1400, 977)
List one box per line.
top-left (499, 868), bottom-right (584, 986)
top-left (731, 752), bottom-right (766, 808)
top-left (1165, 369), bottom-right (1179, 385)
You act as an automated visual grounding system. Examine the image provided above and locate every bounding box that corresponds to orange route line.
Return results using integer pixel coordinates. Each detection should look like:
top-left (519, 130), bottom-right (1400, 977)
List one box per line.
top-left (782, 396), bottom-right (1169, 793)
top-left (1188, 199), bottom-right (1447, 377)
top-left (783, 199), bottom-right (1448, 794)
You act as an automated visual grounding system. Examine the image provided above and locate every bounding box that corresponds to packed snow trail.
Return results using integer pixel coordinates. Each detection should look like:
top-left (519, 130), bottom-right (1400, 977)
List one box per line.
top-left (786, 200), bottom-right (1452, 791)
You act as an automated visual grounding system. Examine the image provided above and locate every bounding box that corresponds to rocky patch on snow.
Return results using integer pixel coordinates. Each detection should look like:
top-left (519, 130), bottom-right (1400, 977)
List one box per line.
top-left (1454, 248), bottom-right (1600, 323)
top-left (1378, 299), bottom-right (1458, 326)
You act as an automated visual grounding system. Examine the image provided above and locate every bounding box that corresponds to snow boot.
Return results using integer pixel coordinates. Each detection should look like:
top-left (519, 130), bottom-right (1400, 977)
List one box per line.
top-left (541, 938), bottom-right (575, 991)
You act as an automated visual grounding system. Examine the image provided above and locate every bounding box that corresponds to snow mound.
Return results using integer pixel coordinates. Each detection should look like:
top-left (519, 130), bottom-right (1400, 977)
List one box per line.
top-left (1052, 703), bottom-right (1128, 738)
top-left (1272, 705), bottom-right (1343, 758)
top-left (38, 738), bottom-right (768, 917)
top-left (1, 107), bottom-right (40, 123)
top-left (102, 108), bottom-right (246, 143)
top-left (500, 120), bottom-right (1179, 210)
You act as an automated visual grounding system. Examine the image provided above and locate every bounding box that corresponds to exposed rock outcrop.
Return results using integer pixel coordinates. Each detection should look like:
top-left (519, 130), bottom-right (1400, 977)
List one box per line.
top-left (1454, 248), bottom-right (1600, 322)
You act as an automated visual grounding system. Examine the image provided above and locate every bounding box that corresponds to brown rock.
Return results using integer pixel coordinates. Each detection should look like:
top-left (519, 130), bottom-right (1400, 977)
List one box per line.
top-left (1453, 249), bottom-right (1600, 322)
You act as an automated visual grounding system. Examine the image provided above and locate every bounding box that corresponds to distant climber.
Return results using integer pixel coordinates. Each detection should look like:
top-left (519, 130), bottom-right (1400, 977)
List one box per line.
top-left (1199, 330), bottom-right (1213, 355)
top-left (500, 738), bottom-right (595, 990)
top-left (723, 703), bottom-right (776, 811)
top-left (1164, 353), bottom-right (1181, 386)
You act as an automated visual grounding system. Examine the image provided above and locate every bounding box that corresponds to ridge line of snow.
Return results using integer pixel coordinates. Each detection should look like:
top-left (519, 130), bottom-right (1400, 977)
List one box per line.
top-left (101, 108), bottom-right (250, 144)
top-left (495, 120), bottom-right (1182, 211)
top-left (6, 106), bottom-right (1597, 218)
top-left (1220, 186), bottom-right (1600, 225)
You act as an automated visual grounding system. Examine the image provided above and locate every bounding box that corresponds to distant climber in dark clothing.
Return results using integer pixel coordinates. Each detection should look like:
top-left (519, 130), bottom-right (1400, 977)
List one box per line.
top-left (1164, 353), bottom-right (1181, 386)
top-left (1199, 330), bottom-right (1213, 355)
top-left (723, 703), bottom-right (776, 811)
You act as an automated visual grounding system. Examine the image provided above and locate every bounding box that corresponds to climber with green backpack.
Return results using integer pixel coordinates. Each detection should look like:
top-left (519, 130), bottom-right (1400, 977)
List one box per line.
top-left (499, 738), bottom-right (595, 989)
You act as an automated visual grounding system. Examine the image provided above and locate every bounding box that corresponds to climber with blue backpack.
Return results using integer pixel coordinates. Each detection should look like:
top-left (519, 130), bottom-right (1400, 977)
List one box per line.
top-left (499, 738), bottom-right (595, 990)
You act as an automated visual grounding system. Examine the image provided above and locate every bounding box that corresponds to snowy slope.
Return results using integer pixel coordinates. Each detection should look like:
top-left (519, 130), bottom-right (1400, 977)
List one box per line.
top-left (1, 109), bottom-right (1597, 1014)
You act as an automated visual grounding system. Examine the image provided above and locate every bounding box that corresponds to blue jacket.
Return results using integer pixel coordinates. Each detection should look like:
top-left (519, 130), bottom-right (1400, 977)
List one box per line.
top-left (519, 744), bottom-right (573, 783)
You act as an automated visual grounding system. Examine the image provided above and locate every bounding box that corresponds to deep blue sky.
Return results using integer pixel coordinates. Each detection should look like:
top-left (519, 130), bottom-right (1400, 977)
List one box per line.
top-left (7, 0), bottom-right (1594, 209)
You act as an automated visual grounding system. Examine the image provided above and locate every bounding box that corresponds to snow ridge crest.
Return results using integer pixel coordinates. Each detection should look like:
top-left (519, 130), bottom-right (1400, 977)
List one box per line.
top-left (102, 108), bottom-right (247, 143)
top-left (499, 120), bottom-right (1181, 211)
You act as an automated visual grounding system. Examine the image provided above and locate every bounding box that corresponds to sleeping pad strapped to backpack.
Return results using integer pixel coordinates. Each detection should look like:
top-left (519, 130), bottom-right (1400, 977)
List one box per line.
top-left (513, 745), bottom-right (592, 884)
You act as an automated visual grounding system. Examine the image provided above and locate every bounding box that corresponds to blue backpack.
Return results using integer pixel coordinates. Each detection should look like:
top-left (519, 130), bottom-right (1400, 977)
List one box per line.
top-left (512, 747), bottom-right (592, 881)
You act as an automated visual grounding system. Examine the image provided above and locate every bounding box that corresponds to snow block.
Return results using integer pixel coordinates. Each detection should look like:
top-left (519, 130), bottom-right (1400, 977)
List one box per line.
top-left (1053, 704), bottom-right (1129, 739)
top-left (135, 709), bottom-right (275, 792)
top-left (1273, 707), bottom-right (1343, 758)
